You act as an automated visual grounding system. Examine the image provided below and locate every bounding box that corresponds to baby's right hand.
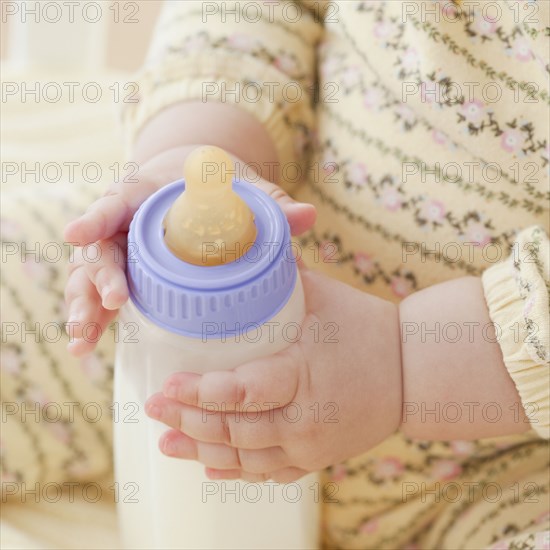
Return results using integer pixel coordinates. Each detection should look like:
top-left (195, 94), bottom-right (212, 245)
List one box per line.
top-left (63, 146), bottom-right (316, 356)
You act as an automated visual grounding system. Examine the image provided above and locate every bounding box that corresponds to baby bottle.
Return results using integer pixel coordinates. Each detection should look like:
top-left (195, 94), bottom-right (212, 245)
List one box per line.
top-left (113, 146), bottom-right (320, 549)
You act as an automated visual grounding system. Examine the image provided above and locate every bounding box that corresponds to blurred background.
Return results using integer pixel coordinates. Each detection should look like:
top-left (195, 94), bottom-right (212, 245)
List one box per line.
top-left (1, 0), bottom-right (160, 72)
top-left (1, 2), bottom-right (164, 548)
top-left (1, 0), bottom-right (162, 184)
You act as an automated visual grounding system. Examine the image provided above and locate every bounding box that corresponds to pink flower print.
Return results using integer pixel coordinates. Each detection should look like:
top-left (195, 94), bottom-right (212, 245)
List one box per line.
top-left (341, 65), bottom-right (362, 87)
top-left (401, 48), bottom-right (419, 70)
top-left (47, 422), bottom-right (71, 445)
top-left (432, 129), bottom-right (449, 146)
top-left (320, 55), bottom-right (340, 78)
top-left (489, 541), bottom-right (509, 550)
top-left (421, 199), bottom-right (446, 223)
top-left (460, 100), bottom-right (485, 124)
top-left (373, 457), bottom-right (404, 480)
top-left (390, 275), bottom-right (414, 298)
top-left (534, 532), bottom-right (550, 550)
top-left (380, 187), bottom-right (402, 211)
top-left (322, 150), bottom-right (338, 177)
top-left (465, 221), bottom-right (492, 247)
top-left (274, 54), bottom-right (297, 75)
top-left (450, 440), bottom-right (475, 456)
top-left (1, 471), bottom-right (18, 483)
top-left (354, 252), bottom-right (375, 277)
top-left (331, 463), bottom-right (347, 481)
top-left (510, 37), bottom-right (533, 62)
top-left (373, 21), bottom-right (397, 43)
top-left (323, 150), bottom-right (336, 164)
top-left (27, 388), bottom-right (50, 408)
top-left (474, 12), bottom-right (498, 36)
top-left (359, 518), bottom-right (379, 535)
top-left (523, 294), bottom-right (536, 317)
top-left (185, 34), bottom-right (208, 53)
top-left (0, 348), bottom-right (22, 374)
top-left (501, 129), bottom-right (526, 154)
top-left (396, 104), bottom-right (416, 126)
top-left (227, 33), bottom-right (258, 52)
top-left (430, 459), bottom-right (462, 480)
top-left (440, 2), bottom-right (458, 19)
top-left (363, 88), bottom-right (383, 111)
top-left (0, 218), bottom-right (22, 240)
top-left (348, 162), bottom-right (368, 186)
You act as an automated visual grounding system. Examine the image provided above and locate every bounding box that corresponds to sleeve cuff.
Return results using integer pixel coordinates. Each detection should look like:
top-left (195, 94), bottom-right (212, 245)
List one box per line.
top-left (121, 50), bottom-right (316, 189)
top-left (481, 226), bottom-right (550, 439)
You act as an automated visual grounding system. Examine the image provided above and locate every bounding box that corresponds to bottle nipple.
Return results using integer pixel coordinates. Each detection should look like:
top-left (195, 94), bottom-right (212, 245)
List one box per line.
top-left (163, 146), bottom-right (257, 266)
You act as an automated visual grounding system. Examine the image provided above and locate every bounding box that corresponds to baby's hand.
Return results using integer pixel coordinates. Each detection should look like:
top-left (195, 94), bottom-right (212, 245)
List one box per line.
top-left (145, 267), bottom-right (402, 482)
top-left (63, 148), bottom-right (188, 355)
top-left (63, 147), bottom-right (316, 356)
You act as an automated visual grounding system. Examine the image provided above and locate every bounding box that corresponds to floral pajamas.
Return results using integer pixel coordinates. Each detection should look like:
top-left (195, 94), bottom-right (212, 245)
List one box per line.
top-left (2, 1), bottom-right (549, 549)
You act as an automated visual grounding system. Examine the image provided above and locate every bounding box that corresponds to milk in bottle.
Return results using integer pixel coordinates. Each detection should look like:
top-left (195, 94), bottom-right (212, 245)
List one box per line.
top-left (114, 147), bottom-right (320, 549)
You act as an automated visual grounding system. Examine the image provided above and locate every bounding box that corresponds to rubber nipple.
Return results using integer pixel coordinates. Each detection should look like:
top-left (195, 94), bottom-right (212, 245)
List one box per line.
top-left (163, 146), bottom-right (257, 266)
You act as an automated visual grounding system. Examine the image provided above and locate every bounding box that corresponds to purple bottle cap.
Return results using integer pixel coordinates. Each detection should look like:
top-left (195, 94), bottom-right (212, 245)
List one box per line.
top-left (126, 179), bottom-right (297, 338)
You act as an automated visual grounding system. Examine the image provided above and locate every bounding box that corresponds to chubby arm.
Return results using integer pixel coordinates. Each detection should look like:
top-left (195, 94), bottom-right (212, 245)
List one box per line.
top-left (144, 270), bottom-right (534, 482)
top-left (401, 225), bottom-right (549, 441)
top-left (399, 276), bottom-right (529, 440)
top-left (131, 102), bottom-right (279, 180)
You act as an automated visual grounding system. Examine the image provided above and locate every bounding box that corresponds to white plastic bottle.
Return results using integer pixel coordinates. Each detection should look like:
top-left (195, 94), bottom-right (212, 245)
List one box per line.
top-left (114, 153), bottom-right (320, 549)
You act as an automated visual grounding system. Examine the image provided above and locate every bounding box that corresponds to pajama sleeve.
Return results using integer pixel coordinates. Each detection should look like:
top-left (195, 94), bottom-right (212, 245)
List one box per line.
top-left (121, 0), bottom-right (323, 184)
top-left (482, 226), bottom-right (550, 439)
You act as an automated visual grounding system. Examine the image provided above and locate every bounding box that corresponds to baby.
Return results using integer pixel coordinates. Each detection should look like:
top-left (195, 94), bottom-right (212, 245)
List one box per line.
top-left (64, 2), bottom-right (549, 549)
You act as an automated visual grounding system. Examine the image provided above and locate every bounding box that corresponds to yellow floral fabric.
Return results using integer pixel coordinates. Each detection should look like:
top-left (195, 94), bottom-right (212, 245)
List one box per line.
top-left (1, 1), bottom-right (548, 550)
top-left (1, 78), bottom-right (121, 490)
top-left (482, 225), bottom-right (549, 440)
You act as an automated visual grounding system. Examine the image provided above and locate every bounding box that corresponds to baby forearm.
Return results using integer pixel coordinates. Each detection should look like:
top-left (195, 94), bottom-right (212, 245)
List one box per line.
top-left (131, 101), bottom-right (280, 182)
top-left (399, 276), bottom-right (529, 440)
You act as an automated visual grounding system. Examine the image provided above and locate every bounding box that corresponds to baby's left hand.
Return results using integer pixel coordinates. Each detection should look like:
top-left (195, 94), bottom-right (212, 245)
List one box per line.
top-left (145, 267), bottom-right (402, 483)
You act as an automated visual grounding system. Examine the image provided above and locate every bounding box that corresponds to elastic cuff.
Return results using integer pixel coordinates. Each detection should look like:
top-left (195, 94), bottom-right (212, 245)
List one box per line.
top-left (481, 229), bottom-right (550, 439)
